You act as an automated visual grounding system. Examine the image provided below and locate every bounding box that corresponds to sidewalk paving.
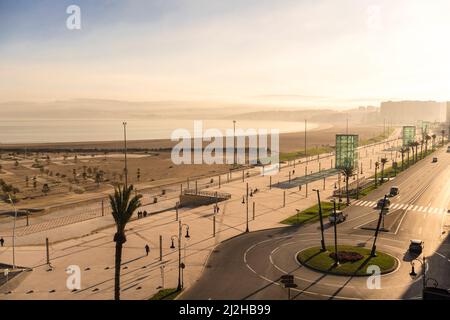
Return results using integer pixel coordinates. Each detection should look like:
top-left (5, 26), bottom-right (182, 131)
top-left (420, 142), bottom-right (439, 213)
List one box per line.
top-left (0, 137), bottom-right (400, 299)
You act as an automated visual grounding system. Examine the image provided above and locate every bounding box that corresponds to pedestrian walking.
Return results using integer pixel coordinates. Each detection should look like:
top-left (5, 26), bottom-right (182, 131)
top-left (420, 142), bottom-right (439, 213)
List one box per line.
top-left (144, 211), bottom-right (148, 217)
top-left (145, 244), bottom-right (150, 256)
top-left (0, 237), bottom-right (4, 247)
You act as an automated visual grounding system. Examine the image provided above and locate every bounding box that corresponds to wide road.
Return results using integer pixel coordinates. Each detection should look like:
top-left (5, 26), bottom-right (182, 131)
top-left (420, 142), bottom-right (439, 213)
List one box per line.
top-left (182, 146), bottom-right (450, 300)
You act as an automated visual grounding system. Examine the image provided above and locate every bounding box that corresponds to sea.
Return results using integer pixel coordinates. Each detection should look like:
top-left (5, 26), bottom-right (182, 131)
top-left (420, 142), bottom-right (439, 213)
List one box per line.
top-left (0, 119), bottom-right (318, 144)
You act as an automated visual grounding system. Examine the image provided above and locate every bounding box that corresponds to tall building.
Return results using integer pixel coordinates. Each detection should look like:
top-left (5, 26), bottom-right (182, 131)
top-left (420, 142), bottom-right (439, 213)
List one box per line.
top-left (447, 102), bottom-right (450, 123)
top-left (380, 101), bottom-right (446, 124)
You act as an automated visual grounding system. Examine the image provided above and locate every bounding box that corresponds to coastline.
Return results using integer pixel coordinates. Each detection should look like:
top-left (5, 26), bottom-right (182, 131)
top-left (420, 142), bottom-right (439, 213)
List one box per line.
top-left (0, 122), bottom-right (382, 153)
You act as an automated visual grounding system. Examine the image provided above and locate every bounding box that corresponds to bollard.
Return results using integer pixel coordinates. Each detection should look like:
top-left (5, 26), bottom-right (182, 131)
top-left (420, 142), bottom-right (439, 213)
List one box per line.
top-left (213, 215), bottom-right (216, 237)
top-left (252, 202), bottom-right (255, 220)
top-left (283, 191), bottom-right (286, 207)
top-left (195, 180), bottom-right (198, 194)
top-left (219, 175), bottom-right (221, 188)
top-left (270, 176), bottom-right (272, 190)
top-left (159, 235), bottom-right (163, 261)
top-left (46, 237), bottom-right (50, 265)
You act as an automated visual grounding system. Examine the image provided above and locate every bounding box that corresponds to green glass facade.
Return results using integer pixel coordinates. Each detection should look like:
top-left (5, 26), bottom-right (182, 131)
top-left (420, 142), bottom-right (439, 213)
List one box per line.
top-left (402, 126), bottom-right (416, 146)
top-left (335, 134), bottom-right (359, 170)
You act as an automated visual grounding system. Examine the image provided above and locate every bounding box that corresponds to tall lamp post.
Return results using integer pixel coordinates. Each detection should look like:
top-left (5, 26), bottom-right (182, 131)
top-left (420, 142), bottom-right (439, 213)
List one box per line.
top-left (313, 189), bottom-right (326, 251)
top-left (409, 256), bottom-right (438, 300)
top-left (8, 194), bottom-right (18, 269)
top-left (123, 121), bottom-right (128, 188)
top-left (331, 199), bottom-right (339, 266)
top-left (170, 220), bottom-right (190, 291)
top-left (370, 194), bottom-right (388, 257)
top-left (233, 120), bottom-right (236, 165)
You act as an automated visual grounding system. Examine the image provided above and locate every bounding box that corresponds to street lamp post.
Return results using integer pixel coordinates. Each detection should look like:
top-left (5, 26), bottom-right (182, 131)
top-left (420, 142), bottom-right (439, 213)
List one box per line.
top-left (331, 199), bottom-right (339, 266)
top-left (246, 183), bottom-right (249, 232)
top-left (409, 256), bottom-right (429, 300)
top-left (8, 194), bottom-right (18, 269)
top-left (170, 220), bottom-right (190, 291)
top-left (123, 122), bottom-right (128, 188)
top-left (233, 120), bottom-right (236, 165)
top-left (370, 194), bottom-right (388, 257)
top-left (313, 189), bottom-right (326, 251)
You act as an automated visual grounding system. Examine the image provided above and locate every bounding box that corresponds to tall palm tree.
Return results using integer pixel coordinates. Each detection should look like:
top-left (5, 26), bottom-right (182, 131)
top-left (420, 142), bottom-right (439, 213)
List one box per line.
top-left (380, 158), bottom-right (388, 183)
top-left (431, 134), bottom-right (436, 150)
top-left (441, 130), bottom-right (446, 147)
top-left (413, 141), bottom-right (419, 163)
top-left (424, 135), bottom-right (431, 156)
top-left (406, 147), bottom-right (410, 168)
top-left (408, 142), bottom-right (415, 164)
top-left (419, 140), bottom-right (424, 160)
top-left (399, 147), bottom-right (407, 171)
top-left (109, 184), bottom-right (142, 300)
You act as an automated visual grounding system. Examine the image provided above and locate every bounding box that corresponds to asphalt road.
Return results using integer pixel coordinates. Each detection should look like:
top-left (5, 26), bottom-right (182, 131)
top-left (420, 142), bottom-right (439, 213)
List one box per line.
top-left (182, 147), bottom-right (450, 300)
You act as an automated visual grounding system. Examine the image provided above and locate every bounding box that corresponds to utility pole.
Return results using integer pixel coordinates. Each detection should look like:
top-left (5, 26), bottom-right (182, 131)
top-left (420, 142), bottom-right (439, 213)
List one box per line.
top-left (370, 195), bottom-right (388, 257)
top-left (314, 189), bottom-right (326, 251)
top-left (123, 122), bottom-right (128, 188)
top-left (246, 183), bottom-right (249, 232)
top-left (233, 120), bottom-right (237, 165)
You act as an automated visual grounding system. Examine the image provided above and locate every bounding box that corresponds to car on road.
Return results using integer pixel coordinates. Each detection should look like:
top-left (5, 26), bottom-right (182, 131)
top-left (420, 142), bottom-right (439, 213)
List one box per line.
top-left (328, 211), bottom-right (348, 224)
top-left (389, 186), bottom-right (400, 197)
top-left (409, 239), bottom-right (424, 255)
top-left (447, 146), bottom-right (450, 153)
top-left (376, 198), bottom-right (391, 210)
top-left (432, 157), bottom-right (438, 163)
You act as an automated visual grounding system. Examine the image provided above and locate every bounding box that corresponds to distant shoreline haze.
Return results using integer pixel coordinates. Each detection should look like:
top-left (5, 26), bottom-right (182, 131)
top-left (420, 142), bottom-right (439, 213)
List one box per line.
top-left (0, 119), bottom-right (320, 144)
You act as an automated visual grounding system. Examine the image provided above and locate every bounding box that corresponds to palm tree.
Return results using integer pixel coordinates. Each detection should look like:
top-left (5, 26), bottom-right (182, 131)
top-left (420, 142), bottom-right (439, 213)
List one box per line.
top-left (424, 135), bottom-right (431, 156)
top-left (441, 130), bottom-right (446, 147)
top-left (399, 147), bottom-right (407, 171)
top-left (419, 140), bottom-right (424, 160)
top-left (380, 158), bottom-right (388, 183)
top-left (406, 146), bottom-right (410, 167)
top-left (109, 184), bottom-right (142, 300)
top-left (342, 166), bottom-right (354, 206)
top-left (413, 141), bottom-right (419, 163)
top-left (408, 142), bottom-right (415, 164)
top-left (431, 134), bottom-right (436, 150)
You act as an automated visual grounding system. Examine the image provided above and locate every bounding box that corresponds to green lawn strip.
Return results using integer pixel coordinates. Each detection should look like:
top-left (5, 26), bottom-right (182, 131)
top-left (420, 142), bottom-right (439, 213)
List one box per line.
top-left (149, 288), bottom-right (182, 300)
top-left (297, 245), bottom-right (397, 276)
top-left (281, 202), bottom-right (348, 226)
top-left (280, 146), bottom-right (334, 162)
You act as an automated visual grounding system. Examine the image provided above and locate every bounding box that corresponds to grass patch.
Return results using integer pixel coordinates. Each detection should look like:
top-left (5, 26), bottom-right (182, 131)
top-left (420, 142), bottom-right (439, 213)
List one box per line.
top-left (297, 245), bottom-right (397, 276)
top-left (281, 202), bottom-right (348, 226)
top-left (280, 146), bottom-right (334, 162)
top-left (149, 288), bottom-right (182, 300)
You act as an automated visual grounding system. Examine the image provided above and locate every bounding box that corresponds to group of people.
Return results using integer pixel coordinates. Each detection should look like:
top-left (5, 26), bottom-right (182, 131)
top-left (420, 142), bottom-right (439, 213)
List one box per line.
top-left (137, 211), bottom-right (149, 219)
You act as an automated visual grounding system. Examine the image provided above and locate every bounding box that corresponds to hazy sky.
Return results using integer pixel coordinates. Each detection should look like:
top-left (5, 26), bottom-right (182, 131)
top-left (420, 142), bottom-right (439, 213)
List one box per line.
top-left (1, 0), bottom-right (450, 107)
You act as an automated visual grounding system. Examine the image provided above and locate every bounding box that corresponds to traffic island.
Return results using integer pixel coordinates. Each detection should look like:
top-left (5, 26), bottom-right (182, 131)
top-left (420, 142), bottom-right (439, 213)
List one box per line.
top-left (297, 245), bottom-right (398, 276)
top-left (149, 288), bottom-right (183, 300)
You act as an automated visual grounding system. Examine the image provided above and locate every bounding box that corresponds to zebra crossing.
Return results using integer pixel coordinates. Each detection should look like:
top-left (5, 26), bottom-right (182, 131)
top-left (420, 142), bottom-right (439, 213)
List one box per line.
top-left (353, 200), bottom-right (449, 215)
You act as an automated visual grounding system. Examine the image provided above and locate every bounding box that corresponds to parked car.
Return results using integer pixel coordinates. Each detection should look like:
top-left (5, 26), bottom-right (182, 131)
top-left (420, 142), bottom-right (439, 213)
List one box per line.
top-left (447, 146), bottom-right (450, 153)
top-left (328, 211), bottom-right (348, 224)
top-left (409, 239), bottom-right (424, 255)
top-left (389, 186), bottom-right (400, 197)
top-left (432, 157), bottom-right (438, 163)
top-left (376, 198), bottom-right (391, 209)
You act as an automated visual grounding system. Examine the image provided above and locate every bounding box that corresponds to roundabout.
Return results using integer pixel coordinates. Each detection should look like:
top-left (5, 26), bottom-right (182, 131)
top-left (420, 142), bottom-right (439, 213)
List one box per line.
top-left (296, 245), bottom-right (398, 276)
